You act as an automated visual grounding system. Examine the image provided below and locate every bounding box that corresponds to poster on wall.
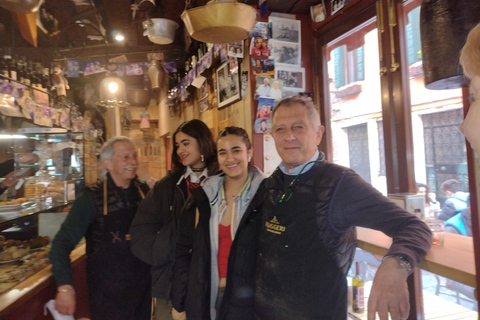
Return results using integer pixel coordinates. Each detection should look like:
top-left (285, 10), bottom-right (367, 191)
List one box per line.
top-left (263, 134), bottom-right (282, 175)
top-left (216, 60), bottom-right (241, 109)
top-left (227, 41), bottom-right (245, 58)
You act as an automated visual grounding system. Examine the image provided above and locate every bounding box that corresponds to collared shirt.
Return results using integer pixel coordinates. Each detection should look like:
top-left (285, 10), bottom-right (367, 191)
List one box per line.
top-left (176, 166), bottom-right (208, 185)
top-left (279, 150), bottom-right (320, 175)
top-left (216, 174), bottom-right (253, 239)
top-left (255, 84), bottom-right (271, 97)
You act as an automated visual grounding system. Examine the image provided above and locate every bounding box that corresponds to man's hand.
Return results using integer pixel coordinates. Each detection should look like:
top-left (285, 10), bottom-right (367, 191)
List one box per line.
top-left (367, 257), bottom-right (410, 320)
top-left (55, 285), bottom-right (76, 315)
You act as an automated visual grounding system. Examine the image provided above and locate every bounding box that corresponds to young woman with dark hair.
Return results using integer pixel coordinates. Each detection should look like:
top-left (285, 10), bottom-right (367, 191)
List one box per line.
top-left (172, 126), bottom-right (266, 320)
top-left (130, 119), bottom-right (219, 320)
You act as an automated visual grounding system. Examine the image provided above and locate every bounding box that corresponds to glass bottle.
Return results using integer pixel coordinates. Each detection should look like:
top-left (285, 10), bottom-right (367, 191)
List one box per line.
top-left (24, 60), bottom-right (33, 86)
top-left (18, 56), bottom-right (26, 84)
top-left (9, 54), bottom-right (17, 81)
top-left (352, 262), bottom-right (365, 313)
top-left (3, 48), bottom-right (12, 80)
top-left (0, 48), bottom-right (8, 79)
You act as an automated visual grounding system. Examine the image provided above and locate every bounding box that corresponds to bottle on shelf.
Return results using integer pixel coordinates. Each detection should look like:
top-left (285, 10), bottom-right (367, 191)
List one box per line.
top-left (31, 63), bottom-right (41, 88)
top-left (24, 60), bottom-right (33, 86)
top-left (352, 262), bottom-right (365, 313)
top-left (18, 56), bottom-right (26, 84)
top-left (9, 54), bottom-right (17, 81)
top-left (41, 67), bottom-right (51, 92)
top-left (0, 48), bottom-right (8, 79)
top-left (2, 47), bottom-right (12, 80)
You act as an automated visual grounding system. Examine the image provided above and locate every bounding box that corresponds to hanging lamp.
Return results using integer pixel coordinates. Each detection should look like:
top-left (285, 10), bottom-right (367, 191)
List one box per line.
top-left (181, 0), bottom-right (257, 44)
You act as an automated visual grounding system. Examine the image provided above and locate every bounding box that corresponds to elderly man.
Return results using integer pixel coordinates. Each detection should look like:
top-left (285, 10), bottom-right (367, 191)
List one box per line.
top-left (219, 96), bottom-right (432, 320)
top-left (255, 77), bottom-right (271, 98)
top-left (49, 136), bottom-right (151, 320)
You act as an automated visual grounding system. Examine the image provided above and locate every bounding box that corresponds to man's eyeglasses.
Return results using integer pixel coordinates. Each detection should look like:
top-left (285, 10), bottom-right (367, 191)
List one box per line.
top-left (278, 158), bottom-right (323, 203)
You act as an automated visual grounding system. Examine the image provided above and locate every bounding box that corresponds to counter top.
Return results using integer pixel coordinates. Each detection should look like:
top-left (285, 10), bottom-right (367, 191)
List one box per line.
top-left (356, 227), bottom-right (476, 287)
top-left (0, 243), bottom-right (86, 317)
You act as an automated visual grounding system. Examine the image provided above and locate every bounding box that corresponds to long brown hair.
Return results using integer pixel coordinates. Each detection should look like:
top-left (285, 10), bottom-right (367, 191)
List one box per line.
top-left (172, 119), bottom-right (219, 176)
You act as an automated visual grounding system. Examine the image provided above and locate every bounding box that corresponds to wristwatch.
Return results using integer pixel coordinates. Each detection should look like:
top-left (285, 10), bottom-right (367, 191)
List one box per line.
top-left (383, 255), bottom-right (413, 274)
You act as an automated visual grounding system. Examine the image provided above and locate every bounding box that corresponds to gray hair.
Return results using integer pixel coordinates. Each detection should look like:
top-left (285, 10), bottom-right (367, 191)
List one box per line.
top-left (100, 136), bottom-right (135, 161)
top-left (272, 95), bottom-right (321, 130)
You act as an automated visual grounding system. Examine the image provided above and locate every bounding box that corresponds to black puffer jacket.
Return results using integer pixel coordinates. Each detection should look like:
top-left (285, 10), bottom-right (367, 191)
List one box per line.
top-left (130, 169), bottom-right (187, 299)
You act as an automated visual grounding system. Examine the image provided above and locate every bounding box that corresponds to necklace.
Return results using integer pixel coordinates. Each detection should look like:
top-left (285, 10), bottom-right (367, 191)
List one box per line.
top-left (191, 167), bottom-right (206, 172)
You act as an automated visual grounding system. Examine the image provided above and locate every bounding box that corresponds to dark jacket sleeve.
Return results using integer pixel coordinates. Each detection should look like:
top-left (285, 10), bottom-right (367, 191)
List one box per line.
top-left (49, 191), bottom-right (96, 286)
top-left (436, 201), bottom-right (456, 221)
top-left (130, 175), bottom-right (175, 267)
top-left (171, 195), bottom-right (197, 312)
top-left (330, 171), bottom-right (432, 268)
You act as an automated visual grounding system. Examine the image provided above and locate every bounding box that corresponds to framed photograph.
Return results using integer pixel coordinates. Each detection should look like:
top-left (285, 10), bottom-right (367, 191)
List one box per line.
top-left (271, 40), bottom-right (301, 67)
top-left (216, 61), bottom-right (241, 109)
top-left (331, 0), bottom-right (347, 15)
top-left (227, 41), bottom-right (244, 58)
top-left (270, 17), bottom-right (301, 43)
top-left (311, 1), bottom-right (326, 23)
top-left (275, 66), bottom-right (306, 91)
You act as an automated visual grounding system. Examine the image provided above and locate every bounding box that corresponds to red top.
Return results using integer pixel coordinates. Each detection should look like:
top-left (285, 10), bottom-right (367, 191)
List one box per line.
top-left (218, 224), bottom-right (233, 278)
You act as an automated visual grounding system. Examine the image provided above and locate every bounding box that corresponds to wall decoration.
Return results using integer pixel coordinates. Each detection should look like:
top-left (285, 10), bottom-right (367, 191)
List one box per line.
top-left (254, 76), bottom-right (273, 99)
top-left (275, 66), bottom-right (305, 91)
top-left (227, 41), bottom-right (245, 58)
top-left (250, 37), bottom-right (271, 58)
top-left (311, 1), bottom-right (327, 23)
top-left (241, 71), bottom-right (248, 97)
top-left (251, 58), bottom-right (275, 76)
top-left (216, 60), bottom-right (241, 109)
top-left (249, 21), bottom-right (271, 39)
top-left (256, 97), bottom-right (275, 120)
top-left (67, 60), bottom-right (79, 77)
top-left (269, 16), bottom-right (301, 44)
top-left (125, 63), bottom-right (145, 76)
top-left (254, 118), bottom-right (271, 134)
top-left (81, 59), bottom-right (105, 75)
top-left (331, 0), bottom-right (348, 15)
top-left (271, 40), bottom-right (301, 66)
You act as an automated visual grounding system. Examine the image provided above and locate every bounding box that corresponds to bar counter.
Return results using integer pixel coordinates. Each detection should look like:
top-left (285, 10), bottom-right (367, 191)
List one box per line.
top-left (0, 243), bottom-right (89, 320)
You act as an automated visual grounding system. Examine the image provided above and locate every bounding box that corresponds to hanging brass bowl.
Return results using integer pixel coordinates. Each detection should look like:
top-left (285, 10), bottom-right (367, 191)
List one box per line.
top-left (181, 1), bottom-right (257, 44)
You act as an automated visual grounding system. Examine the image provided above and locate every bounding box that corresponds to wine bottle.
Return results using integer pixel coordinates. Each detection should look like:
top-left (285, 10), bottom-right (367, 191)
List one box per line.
top-left (352, 262), bottom-right (365, 313)
top-left (24, 61), bottom-right (33, 86)
top-left (0, 48), bottom-right (8, 79)
top-left (18, 56), bottom-right (26, 84)
top-left (9, 54), bottom-right (17, 81)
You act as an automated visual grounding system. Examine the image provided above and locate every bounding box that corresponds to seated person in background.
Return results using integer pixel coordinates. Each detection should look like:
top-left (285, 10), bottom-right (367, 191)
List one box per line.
top-left (445, 195), bottom-right (472, 237)
top-left (437, 179), bottom-right (469, 221)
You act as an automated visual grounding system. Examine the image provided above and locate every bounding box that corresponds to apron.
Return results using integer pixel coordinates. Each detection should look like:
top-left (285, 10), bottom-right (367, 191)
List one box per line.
top-left (87, 181), bottom-right (151, 320)
top-left (255, 179), bottom-right (348, 320)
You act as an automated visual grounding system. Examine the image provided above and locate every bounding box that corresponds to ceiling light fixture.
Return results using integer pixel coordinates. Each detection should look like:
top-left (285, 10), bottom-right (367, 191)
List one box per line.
top-left (181, 0), bottom-right (257, 43)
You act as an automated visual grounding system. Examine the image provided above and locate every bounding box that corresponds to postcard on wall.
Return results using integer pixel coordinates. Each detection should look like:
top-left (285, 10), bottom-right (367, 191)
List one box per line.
top-left (67, 60), bottom-right (79, 77)
top-left (263, 134), bottom-right (282, 175)
top-left (255, 118), bottom-right (271, 134)
top-left (271, 40), bottom-right (301, 67)
top-left (331, 0), bottom-right (349, 15)
top-left (256, 97), bottom-right (275, 120)
top-left (311, 1), bottom-right (327, 23)
top-left (251, 58), bottom-right (275, 76)
top-left (269, 16), bottom-right (301, 44)
top-left (275, 66), bottom-right (306, 91)
top-left (227, 41), bottom-right (245, 58)
top-left (82, 59), bottom-right (105, 76)
top-left (249, 21), bottom-right (271, 39)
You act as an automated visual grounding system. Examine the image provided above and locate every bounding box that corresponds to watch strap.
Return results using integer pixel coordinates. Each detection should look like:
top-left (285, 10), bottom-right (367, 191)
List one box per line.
top-left (383, 254), bottom-right (413, 274)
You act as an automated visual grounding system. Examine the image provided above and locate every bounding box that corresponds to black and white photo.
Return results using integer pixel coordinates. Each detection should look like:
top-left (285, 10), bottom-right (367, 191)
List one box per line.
top-left (271, 40), bottom-right (301, 67)
top-left (275, 66), bottom-right (306, 91)
top-left (216, 61), bottom-right (241, 109)
top-left (269, 17), bottom-right (301, 43)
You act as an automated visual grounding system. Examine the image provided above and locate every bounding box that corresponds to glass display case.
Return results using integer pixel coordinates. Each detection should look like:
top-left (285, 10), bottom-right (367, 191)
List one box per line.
top-left (0, 131), bottom-right (87, 296)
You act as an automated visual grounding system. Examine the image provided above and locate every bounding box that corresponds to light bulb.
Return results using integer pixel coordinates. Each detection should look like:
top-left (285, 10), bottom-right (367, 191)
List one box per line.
top-left (108, 81), bottom-right (119, 93)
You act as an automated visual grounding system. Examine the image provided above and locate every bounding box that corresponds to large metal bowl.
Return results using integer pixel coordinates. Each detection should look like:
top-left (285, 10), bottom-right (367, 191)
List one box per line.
top-left (181, 1), bottom-right (257, 44)
top-left (142, 18), bottom-right (179, 45)
top-left (126, 88), bottom-right (151, 106)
